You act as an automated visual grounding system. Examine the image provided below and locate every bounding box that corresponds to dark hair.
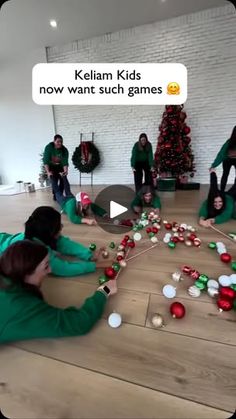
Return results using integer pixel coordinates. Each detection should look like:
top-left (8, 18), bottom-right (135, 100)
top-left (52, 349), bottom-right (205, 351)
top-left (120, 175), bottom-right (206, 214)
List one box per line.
top-left (76, 202), bottom-right (91, 217)
top-left (25, 206), bottom-right (61, 250)
top-left (0, 240), bottom-right (48, 298)
top-left (207, 172), bottom-right (226, 218)
top-left (138, 133), bottom-right (151, 152)
top-left (227, 126), bottom-right (236, 151)
top-left (138, 184), bottom-right (155, 198)
top-left (54, 134), bottom-right (63, 142)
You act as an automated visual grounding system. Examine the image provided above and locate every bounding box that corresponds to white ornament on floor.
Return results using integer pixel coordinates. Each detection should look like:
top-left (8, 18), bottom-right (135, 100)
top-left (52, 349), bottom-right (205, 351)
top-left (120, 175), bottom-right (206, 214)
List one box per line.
top-left (108, 313), bottom-right (122, 328)
top-left (208, 287), bottom-right (219, 298)
top-left (162, 284), bottom-right (176, 299)
top-left (207, 279), bottom-right (219, 289)
top-left (218, 275), bottom-right (231, 287)
top-left (133, 232), bottom-right (142, 241)
top-left (188, 285), bottom-right (201, 298)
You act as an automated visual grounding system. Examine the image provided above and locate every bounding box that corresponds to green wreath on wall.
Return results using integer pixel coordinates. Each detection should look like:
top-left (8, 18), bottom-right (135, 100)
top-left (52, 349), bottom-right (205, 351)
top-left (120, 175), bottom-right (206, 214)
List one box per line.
top-left (72, 142), bottom-right (100, 173)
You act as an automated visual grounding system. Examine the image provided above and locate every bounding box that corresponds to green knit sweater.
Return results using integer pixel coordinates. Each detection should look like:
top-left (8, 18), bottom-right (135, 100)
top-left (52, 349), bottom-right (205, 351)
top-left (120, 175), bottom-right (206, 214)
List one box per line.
top-left (62, 198), bottom-right (107, 224)
top-left (211, 139), bottom-right (235, 168)
top-left (198, 195), bottom-right (236, 224)
top-left (0, 285), bottom-right (106, 342)
top-left (131, 142), bottom-right (154, 168)
top-left (43, 142), bottom-right (69, 168)
top-left (0, 232), bottom-right (96, 277)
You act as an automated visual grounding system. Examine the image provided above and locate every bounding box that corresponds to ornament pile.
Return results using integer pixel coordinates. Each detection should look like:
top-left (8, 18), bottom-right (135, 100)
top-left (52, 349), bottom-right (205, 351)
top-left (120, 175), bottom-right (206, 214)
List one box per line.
top-left (181, 265), bottom-right (236, 312)
top-left (98, 235), bottom-right (135, 285)
top-left (162, 221), bottom-right (200, 249)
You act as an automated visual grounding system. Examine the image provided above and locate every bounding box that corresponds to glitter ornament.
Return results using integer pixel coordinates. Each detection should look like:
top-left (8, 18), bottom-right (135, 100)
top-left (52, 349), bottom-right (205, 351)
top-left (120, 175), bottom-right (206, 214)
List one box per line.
top-left (151, 313), bottom-right (164, 328)
top-left (172, 271), bottom-right (182, 282)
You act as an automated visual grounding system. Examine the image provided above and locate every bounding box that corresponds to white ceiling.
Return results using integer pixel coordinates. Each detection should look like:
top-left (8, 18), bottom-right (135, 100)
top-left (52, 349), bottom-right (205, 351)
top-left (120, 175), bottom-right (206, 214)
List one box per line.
top-left (0, 0), bottom-right (227, 59)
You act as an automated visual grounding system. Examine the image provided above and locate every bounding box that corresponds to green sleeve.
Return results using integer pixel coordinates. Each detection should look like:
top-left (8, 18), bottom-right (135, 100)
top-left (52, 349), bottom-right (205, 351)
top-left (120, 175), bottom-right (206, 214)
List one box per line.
top-left (198, 200), bottom-right (208, 219)
top-left (49, 249), bottom-right (96, 277)
top-left (214, 195), bottom-right (234, 224)
top-left (131, 144), bottom-right (137, 167)
top-left (62, 147), bottom-right (69, 166)
top-left (91, 203), bottom-right (107, 217)
top-left (131, 194), bottom-right (142, 209)
top-left (56, 235), bottom-right (92, 259)
top-left (152, 195), bottom-right (161, 209)
top-left (43, 144), bottom-right (51, 165)
top-left (148, 145), bottom-right (154, 167)
top-left (211, 141), bottom-right (229, 168)
top-left (4, 291), bottom-right (107, 341)
top-left (63, 199), bottom-right (82, 224)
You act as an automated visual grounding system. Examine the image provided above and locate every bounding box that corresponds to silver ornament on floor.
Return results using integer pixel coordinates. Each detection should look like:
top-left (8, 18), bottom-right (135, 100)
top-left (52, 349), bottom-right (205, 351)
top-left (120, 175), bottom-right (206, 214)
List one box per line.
top-left (188, 285), bottom-right (201, 298)
top-left (151, 313), bottom-right (164, 328)
top-left (207, 287), bottom-right (219, 298)
top-left (172, 271), bottom-right (182, 282)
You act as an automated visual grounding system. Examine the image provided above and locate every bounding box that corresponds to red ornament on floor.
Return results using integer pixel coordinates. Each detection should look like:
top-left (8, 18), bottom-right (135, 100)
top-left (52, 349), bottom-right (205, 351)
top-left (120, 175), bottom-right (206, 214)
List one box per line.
top-left (124, 235), bottom-right (130, 241)
top-left (219, 287), bottom-right (235, 300)
top-left (170, 302), bottom-right (186, 319)
top-left (178, 235), bottom-right (185, 242)
top-left (165, 223), bottom-right (172, 230)
top-left (217, 298), bottom-right (233, 312)
top-left (152, 227), bottom-right (159, 234)
top-left (104, 267), bottom-right (116, 279)
top-left (188, 233), bottom-right (197, 242)
top-left (220, 253), bottom-right (232, 263)
top-left (171, 237), bottom-right (179, 243)
top-left (116, 255), bottom-right (124, 262)
top-left (146, 227), bottom-right (152, 234)
top-left (182, 265), bottom-right (192, 275)
top-left (127, 240), bottom-right (135, 248)
top-left (190, 270), bottom-right (200, 280)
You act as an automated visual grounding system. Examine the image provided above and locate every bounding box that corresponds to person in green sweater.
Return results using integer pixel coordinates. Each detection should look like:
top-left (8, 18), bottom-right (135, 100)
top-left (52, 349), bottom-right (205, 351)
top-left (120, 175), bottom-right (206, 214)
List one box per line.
top-left (131, 133), bottom-right (154, 193)
top-left (210, 126), bottom-right (236, 191)
top-left (131, 185), bottom-right (161, 216)
top-left (199, 171), bottom-right (236, 227)
top-left (0, 240), bottom-right (117, 343)
top-left (43, 134), bottom-right (72, 200)
top-left (0, 207), bottom-right (112, 277)
top-left (56, 191), bottom-right (109, 226)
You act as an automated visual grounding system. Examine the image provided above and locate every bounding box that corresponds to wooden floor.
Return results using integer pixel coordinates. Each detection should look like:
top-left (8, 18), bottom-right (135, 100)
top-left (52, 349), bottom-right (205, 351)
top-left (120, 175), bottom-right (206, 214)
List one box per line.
top-left (0, 185), bottom-right (235, 418)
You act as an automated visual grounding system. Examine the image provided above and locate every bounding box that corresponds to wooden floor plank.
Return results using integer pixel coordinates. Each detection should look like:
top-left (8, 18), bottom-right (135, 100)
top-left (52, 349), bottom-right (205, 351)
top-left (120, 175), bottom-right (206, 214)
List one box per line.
top-left (16, 321), bottom-right (236, 411)
top-left (42, 277), bottom-right (149, 327)
top-left (0, 346), bottom-right (229, 419)
top-left (146, 293), bottom-right (236, 345)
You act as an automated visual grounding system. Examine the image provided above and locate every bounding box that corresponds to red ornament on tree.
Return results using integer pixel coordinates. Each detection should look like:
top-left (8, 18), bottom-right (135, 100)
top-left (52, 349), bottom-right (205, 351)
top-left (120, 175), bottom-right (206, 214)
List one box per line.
top-left (104, 267), bottom-right (116, 279)
top-left (220, 253), bottom-right (232, 263)
top-left (170, 302), bottom-right (186, 319)
top-left (217, 298), bottom-right (233, 312)
top-left (183, 126), bottom-right (191, 134)
top-left (219, 287), bottom-right (235, 300)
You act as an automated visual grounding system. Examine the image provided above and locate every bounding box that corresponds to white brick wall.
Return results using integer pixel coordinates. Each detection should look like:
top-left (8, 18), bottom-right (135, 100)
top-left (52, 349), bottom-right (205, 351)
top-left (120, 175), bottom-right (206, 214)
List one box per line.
top-left (47, 4), bottom-right (236, 185)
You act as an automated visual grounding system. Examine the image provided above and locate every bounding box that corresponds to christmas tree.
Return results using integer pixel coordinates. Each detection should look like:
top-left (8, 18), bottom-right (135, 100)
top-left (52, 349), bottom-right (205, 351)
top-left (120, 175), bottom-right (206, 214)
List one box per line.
top-left (154, 105), bottom-right (195, 181)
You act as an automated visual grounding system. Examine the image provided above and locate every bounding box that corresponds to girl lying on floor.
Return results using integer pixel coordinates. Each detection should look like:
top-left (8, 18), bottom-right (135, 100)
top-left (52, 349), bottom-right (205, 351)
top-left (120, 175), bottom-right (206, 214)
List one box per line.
top-left (131, 185), bottom-right (161, 216)
top-left (0, 206), bottom-right (112, 277)
top-left (56, 191), bottom-right (109, 225)
top-left (0, 240), bottom-right (117, 342)
top-left (198, 172), bottom-right (236, 227)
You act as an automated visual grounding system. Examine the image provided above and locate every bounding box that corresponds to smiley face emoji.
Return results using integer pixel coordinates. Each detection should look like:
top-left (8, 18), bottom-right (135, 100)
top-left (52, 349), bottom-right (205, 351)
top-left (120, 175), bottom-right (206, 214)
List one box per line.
top-left (167, 82), bottom-right (180, 95)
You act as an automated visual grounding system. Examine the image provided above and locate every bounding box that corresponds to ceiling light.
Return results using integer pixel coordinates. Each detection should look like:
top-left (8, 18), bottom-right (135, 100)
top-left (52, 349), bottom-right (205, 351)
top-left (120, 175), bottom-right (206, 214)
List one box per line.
top-left (50, 19), bottom-right (57, 28)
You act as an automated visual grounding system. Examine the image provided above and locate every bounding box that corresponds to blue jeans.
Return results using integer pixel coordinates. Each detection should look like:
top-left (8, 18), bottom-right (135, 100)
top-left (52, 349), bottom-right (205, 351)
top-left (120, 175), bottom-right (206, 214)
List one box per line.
top-left (50, 175), bottom-right (73, 201)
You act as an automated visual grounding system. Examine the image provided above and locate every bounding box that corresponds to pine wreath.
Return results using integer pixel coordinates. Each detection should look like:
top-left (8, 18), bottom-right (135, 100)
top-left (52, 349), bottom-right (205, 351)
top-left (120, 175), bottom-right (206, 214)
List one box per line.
top-left (72, 141), bottom-right (100, 173)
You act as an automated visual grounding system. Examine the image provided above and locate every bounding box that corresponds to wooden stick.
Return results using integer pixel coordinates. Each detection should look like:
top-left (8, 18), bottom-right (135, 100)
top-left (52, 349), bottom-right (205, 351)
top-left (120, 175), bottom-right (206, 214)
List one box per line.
top-left (210, 225), bottom-right (236, 244)
top-left (114, 248), bottom-right (131, 280)
top-left (126, 244), bottom-right (159, 262)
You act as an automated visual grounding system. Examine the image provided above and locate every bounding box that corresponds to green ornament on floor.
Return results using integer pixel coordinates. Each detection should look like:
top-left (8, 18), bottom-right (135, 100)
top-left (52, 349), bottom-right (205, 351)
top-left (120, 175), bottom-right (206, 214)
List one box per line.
top-left (98, 275), bottom-right (108, 285)
top-left (231, 261), bottom-right (236, 271)
top-left (112, 262), bottom-right (120, 272)
top-left (208, 242), bottom-right (216, 249)
top-left (195, 280), bottom-right (206, 290)
top-left (132, 226), bottom-right (138, 232)
top-left (149, 232), bottom-right (155, 238)
top-left (230, 284), bottom-right (236, 291)
top-left (141, 211), bottom-right (148, 220)
top-left (109, 242), bottom-right (116, 249)
top-left (137, 224), bottom-right (143, 230)
top-left (89, 243), bottom-right (96, 251)
top-left (198, 274), bottom-right (209, 284)
top-left (168, 241), bottom-right (176, 249)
